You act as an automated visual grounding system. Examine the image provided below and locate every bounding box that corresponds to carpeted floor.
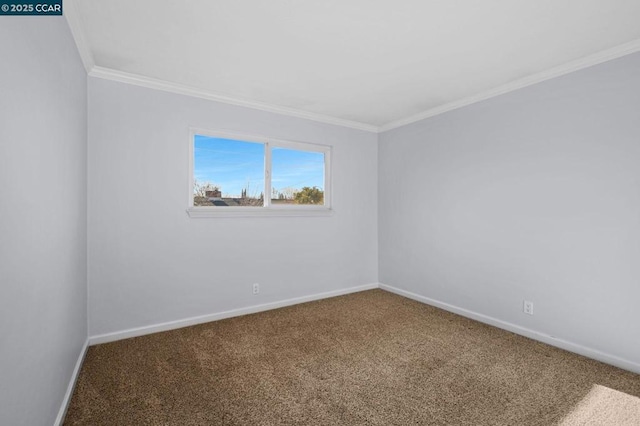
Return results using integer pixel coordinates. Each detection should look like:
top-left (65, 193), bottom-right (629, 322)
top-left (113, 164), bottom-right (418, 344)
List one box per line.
top-left (64, 289), bottom-right (640, 425)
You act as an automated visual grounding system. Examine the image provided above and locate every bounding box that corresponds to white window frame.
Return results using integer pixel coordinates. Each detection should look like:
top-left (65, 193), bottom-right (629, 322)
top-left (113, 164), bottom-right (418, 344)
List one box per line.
top-left (187, 128), bottom-right (332, 218)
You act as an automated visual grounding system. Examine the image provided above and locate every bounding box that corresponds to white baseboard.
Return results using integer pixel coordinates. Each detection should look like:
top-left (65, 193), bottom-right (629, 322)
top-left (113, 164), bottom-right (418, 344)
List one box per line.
top-left (379, 283), bottom-right (640, 375)
top-left (85, 281), bottom-right (638, 377)
top-left (89, 283), bottom-right (379, 345)
top-left (54, 338), bottom-right (89, 426)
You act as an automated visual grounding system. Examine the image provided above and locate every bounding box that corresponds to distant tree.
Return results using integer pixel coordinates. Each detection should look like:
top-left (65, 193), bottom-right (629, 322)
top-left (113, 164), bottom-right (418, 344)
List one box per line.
top-left (193, 179), bottom-right (220, 197)
top-left (294, 186), bottom-right (324, 205)
top-left (280, 187), bottom-right (296, 200)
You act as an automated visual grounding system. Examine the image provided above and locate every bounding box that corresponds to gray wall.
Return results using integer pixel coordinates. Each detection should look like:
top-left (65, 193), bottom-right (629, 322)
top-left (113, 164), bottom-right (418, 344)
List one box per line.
top-left (87, 78), bottom-right (378, 337)
top-left (0, 18), bottom-right (88, 426)
top-left (379, 52), bottom-right (640, 368)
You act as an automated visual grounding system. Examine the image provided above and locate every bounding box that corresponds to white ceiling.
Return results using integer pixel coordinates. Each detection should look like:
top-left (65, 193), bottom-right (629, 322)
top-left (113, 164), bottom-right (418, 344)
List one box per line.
top-left (69, 0), bottom-right (640, 131)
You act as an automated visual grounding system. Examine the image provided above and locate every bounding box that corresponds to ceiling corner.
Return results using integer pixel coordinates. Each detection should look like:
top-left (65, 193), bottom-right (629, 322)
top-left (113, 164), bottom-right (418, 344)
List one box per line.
top-left (64, 0), bottom-right (95, 73)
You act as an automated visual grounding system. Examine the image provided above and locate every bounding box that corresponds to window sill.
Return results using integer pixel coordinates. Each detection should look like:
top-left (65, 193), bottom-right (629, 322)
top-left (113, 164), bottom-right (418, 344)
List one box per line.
top-left (186, 207), bottom-right (334, 218)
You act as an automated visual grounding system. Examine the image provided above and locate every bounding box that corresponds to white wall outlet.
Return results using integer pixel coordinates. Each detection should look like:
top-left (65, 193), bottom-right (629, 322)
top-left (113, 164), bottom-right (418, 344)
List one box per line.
top-left (523, 300), bottom-right (534, 315)
top-left (252, 283), bottom-right (260, 295)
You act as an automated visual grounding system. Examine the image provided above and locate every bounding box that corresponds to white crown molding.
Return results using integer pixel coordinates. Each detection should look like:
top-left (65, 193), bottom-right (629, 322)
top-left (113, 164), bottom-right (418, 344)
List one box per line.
top-left (379, 38), bottom-right (640, 133)
top-left (88, 66), bottom-right (379, 133)
top-left (63, 0), bottom-right (94, 73)
top-left (64, 4), bottom-right (640, 136)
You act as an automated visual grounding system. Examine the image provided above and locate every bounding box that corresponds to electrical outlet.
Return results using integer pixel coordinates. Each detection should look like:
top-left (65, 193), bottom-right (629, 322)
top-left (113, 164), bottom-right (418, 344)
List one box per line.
top-left (253, 283), bottom-right (260, 295)
top-left (523, 300), bottom-right (534, 315)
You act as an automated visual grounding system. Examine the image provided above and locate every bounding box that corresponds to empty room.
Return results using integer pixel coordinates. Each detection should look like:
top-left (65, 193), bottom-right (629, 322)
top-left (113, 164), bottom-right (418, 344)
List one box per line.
top-left (2, 1), bottom-right (640, 425)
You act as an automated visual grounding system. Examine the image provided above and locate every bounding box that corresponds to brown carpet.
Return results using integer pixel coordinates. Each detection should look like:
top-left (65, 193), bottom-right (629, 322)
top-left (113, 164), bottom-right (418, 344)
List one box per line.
top-left (64, 289), bottom-right (640, 425)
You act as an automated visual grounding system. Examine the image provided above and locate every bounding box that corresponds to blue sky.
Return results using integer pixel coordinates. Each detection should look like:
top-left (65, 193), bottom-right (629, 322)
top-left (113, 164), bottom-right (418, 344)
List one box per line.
top-left (194, 135), bottom-right (324, 198)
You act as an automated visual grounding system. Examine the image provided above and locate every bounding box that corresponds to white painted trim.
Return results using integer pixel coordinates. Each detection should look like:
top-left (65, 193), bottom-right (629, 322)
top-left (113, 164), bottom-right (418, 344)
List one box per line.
top-left (63, 0), bottom-right (95, 73)
top-left (264, 142), bottom-right (272, 208)
top-left (186, 207), bottom-right (334, 218)
top-left (379, 283), bottom-right (640, 375)
top-left (188, 128), bottom-right (196, 209)
top-left (379, 38), bottom-right (640, 132)
top-left (88, 66), bottom-right (379, 133)
top-left (54, 338), bottom-right (89, 426)
top-left (66, 12), bottom-right (640, 136)
top-left (190, 127), bottom-right (334, 152)
top-left (188, 128), bottom-right (332, 214)
top-left (89, 283), bottom-right (378, 345)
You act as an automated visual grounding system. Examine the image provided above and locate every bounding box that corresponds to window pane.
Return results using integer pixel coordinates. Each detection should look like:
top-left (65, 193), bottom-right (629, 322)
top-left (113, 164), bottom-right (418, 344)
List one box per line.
top-left (194, 135), bottom-right (265, 207)
top-left (271, 148), bottom-right (325, 205)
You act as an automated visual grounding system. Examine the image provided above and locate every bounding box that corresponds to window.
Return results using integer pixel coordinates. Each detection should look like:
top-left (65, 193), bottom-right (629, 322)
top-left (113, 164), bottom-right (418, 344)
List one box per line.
top-left (188, 129), bottom-right (331, 217)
